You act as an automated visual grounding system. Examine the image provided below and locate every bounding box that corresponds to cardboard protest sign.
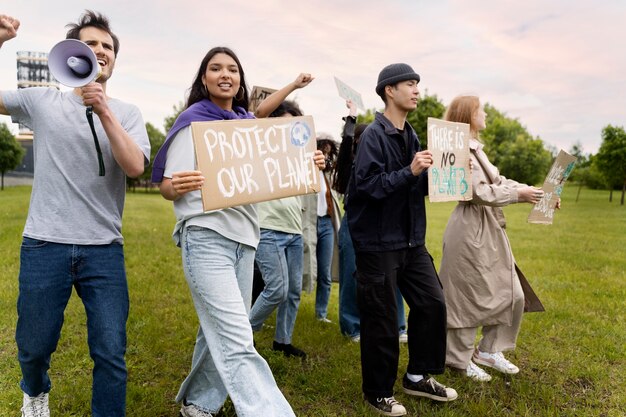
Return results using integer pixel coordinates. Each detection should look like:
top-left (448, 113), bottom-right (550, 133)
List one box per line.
top-left (528, 150), bottom-right (576, 224)
top-left (248, 85), bottom-right (278, 113)
top-left (192, 116), bottom-right (320, 212)
top-left (427, 117), bottom-right (472, 202)
top-left (333, 77), bottom-right (365, 110)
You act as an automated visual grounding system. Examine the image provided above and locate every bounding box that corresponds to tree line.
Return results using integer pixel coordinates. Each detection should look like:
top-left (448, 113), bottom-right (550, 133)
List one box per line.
top-left (1, 96), bottom-right (625, 204)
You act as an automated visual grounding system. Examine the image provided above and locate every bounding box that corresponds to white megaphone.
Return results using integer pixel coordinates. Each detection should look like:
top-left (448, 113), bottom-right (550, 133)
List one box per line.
top-left (48, 39), bottom-right (102, 88)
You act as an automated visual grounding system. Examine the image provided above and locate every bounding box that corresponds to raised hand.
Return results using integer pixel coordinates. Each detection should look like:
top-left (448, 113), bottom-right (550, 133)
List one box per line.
top-left (346, 99), bottom-right (357, 117)
top-left (0, 15), bottom-right (20, 47)
top-left (293, 73), bottom-right (314, 89)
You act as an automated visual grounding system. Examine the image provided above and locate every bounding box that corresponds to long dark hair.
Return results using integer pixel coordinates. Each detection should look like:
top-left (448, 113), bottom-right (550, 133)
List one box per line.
top-left (332, 123), bottom-right (367, 194)
top-left (186, 47), bottom-right (249, 110)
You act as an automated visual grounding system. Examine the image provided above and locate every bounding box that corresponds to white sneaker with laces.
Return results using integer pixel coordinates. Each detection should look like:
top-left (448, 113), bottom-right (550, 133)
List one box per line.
top-left (398, 332), bottom-right (408, 343)
top-left (466, 361), bottom-right (492, 381)
top-left (473, 349), bottom-right (520, 374)
top-left (21, 392), bottom-right (50, 417)
top-left (180, 402), bottom-right (214, 417)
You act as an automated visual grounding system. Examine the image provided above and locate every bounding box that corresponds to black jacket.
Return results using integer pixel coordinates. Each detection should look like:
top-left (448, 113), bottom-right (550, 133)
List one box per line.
top-left (345, 112), bottom-right (428, 252)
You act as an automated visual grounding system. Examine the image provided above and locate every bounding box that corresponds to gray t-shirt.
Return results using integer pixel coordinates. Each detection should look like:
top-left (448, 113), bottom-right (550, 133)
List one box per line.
top-left (2, 87), bottom-right (150, 245)
top-left (163, 126), bottom-right (259, 249)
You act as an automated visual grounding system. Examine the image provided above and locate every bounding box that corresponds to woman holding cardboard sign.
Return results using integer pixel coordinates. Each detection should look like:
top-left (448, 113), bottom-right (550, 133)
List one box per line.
top-left (151, 47), bottom-right (310, 417)
top-left (439, 95), bottom-right (546, 382)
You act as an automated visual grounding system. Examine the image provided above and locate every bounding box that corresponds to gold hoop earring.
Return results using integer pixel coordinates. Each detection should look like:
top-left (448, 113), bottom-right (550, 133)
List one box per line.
top-left (235, 86), bottom-right (245, 101)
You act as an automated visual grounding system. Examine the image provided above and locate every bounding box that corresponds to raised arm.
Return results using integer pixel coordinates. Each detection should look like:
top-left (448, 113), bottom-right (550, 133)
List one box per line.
top-left (0, 14), bottom-right (20, 115)
top-left (0, 14), bottom-right (19, 48)
top-left (254, 73), bottom-right (314, 118)
top-left (341, 99), bottom-right (357, 140)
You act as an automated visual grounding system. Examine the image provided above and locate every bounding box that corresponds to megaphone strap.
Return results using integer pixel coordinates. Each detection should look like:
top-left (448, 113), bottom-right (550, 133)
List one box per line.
top-left (86, 106), bottom-right (105, 176)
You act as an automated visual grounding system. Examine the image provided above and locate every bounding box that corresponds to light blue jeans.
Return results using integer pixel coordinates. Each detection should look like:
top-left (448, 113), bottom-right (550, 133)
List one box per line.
top-left (176, 226), bottom-right (294, 417)
top-left (249, 229), bottom-right (303, 344)
top-left (315, 215), bottom-right (334, 319)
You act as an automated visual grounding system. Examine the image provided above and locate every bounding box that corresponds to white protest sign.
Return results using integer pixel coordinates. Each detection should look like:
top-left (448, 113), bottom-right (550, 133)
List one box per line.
top-left (192, 116), bottom-right (320, 212)
top-left (427, 117), bottom-right (472, 202)
top-left (333, 77), bottom-right (365, 110)
top-left (528, 150), bottom-right (577, 224)
top-left (248, 85), bottom-right (278, 113)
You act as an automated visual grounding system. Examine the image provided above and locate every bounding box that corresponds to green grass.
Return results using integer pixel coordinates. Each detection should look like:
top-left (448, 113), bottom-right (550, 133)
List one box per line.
top-left (1, 186), bottom-right (624, 416)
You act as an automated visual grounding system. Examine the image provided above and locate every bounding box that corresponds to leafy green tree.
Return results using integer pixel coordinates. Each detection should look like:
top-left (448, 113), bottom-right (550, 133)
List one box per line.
top-left (568, 142), bottom-right (590, 183)
top-left (356, 109), bottom-right (375, 125)
top-left (164, 101), bottom-right (185, 133)
top-left (569, 142), bottom-right (595, 202)
top-left (583, 154), bottom-right (606, 190)
top-left (127, 100), bottom-right (184, 192)
top-left (481, 104), bottom-right (552, 185)
top-left (0, 122), bottom-right (25, 190)
top-left (594, 125), bottom-right (626, 204)
top-left (127, 122), bottom-right (165, 192)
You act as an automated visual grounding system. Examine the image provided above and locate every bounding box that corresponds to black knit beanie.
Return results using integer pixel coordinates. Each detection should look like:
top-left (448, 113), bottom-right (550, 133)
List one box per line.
top-left (375, 63), bottom-right (420, 98)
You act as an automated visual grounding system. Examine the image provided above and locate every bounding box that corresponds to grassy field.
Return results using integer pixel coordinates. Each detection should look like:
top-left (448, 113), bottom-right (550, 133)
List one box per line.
top-left (0, 185), bottom-right (624, 416)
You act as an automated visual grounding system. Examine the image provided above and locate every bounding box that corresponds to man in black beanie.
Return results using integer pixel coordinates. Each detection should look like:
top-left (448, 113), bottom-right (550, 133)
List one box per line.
top-left (345, 63), bottom-right (458, 416)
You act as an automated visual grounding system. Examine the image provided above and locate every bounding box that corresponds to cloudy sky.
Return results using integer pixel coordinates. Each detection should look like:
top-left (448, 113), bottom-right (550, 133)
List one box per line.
top-left (1, 0), bottom-right (624, 154)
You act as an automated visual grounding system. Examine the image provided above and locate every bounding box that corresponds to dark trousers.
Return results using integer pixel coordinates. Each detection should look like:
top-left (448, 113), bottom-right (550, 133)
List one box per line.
top-left (355, 245), bottom-right (446, 398)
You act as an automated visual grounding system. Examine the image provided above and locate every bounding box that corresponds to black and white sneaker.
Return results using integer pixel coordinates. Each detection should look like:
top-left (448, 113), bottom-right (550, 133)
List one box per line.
top-left (364, 395), bottom-right (407, 416)
top-left (402, 374), bottom-right (458, 402)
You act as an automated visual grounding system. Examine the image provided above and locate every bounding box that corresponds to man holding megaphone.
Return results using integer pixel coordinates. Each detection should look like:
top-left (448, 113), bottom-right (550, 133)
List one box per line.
top-left (0, 10), bottom-right (150, 417)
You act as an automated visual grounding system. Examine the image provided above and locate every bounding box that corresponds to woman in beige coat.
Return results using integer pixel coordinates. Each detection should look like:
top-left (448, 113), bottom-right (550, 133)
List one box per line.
top-left (439, 95), bottom-right (546, 382)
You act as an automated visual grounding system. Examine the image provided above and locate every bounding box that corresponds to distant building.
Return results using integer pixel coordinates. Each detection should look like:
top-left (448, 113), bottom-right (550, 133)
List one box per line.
top-left (11, 51), bottom-right (59, 176)
top-left (16, 51), bottom-right (59, 138)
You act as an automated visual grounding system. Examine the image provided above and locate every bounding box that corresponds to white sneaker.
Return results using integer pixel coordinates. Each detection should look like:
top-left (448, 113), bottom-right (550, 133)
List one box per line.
top-left (21, 392), bottom-right (50, 417)
top-left (473, 349), bottom-right (520, 374)
top-left (398, 332), bottom-right (408, 344)
top-left (180, 402), bottom-right (214, 417)
top-left (466, 361), bottom-right (492, 381)
top-left (350, 334), bottom-right (360, 343)
top-left (317, 317), bottom-right (332, 323)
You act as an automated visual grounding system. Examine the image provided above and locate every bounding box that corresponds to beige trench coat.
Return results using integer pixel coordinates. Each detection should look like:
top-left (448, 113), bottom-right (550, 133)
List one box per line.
top-left (440, 139), bottom-right (526, 329)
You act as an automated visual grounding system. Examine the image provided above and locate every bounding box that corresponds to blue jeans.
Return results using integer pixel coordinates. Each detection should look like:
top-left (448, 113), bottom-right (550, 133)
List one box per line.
top-left (315, 215), bottom-right (334, 319)
top-left (249, 229), bottom-right (303, 344)
top-left (338, 217), bottom-right (407, 337)
top-left (177, 226), bottom-right (294, 417)
top-left (16, 237), bottom-right (128, 417)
